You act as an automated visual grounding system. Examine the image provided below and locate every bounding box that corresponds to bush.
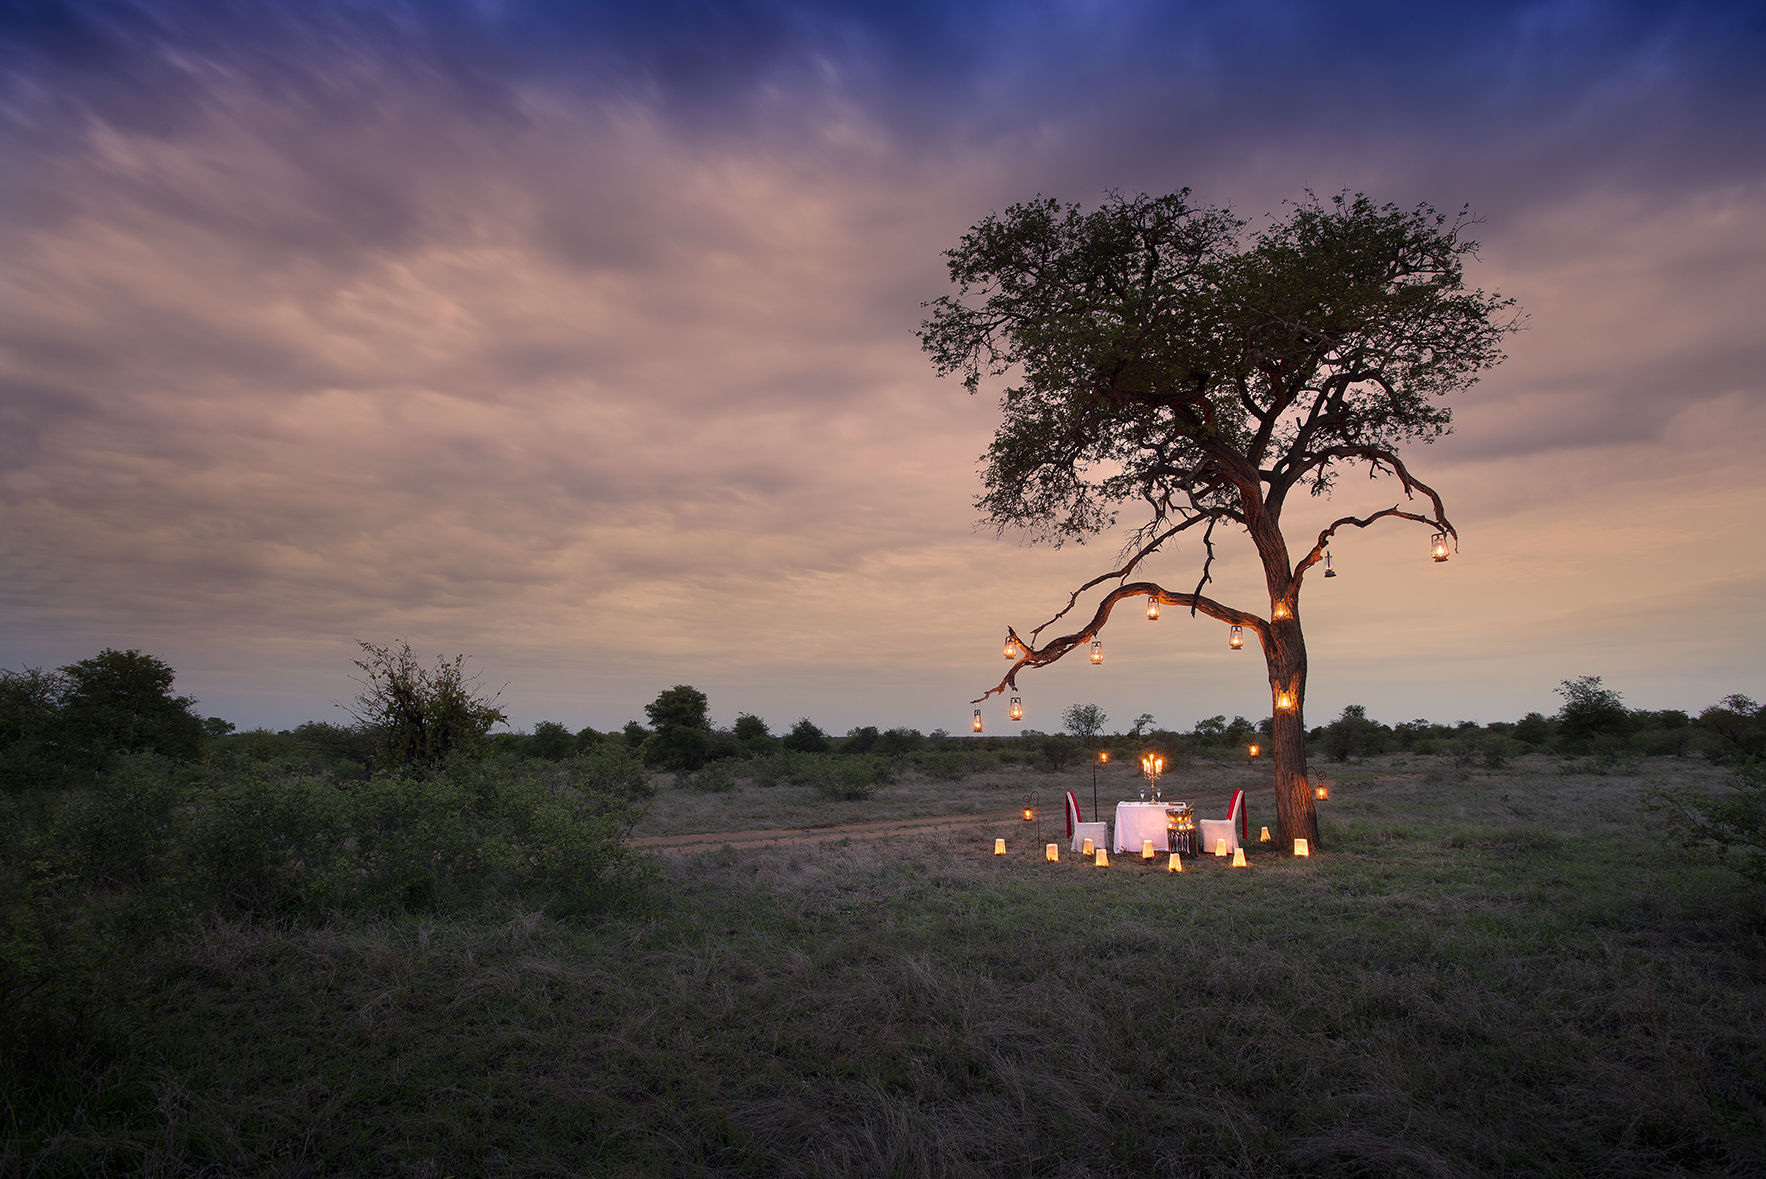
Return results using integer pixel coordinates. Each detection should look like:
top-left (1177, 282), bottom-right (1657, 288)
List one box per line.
top-left (346, 641), bottom-right (506, 770)
top-left (686, 760), bottom-right (740, 793)
top-left (801, 755), bottom-right (889, 801)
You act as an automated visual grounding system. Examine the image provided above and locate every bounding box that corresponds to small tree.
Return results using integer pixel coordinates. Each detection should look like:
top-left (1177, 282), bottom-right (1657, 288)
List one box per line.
top-left (781, 718), bottom-right (830, 754)
top-left (1555, 676), bottom-right (1629, 753)
top-left (58, 649), bottom-right (205, 767)
top-left (642, 685), bottom-right (713, 772)
top-left (347, 640), bottom-right (505, 770)
top-left (921, 189), bottom-right (1516, 852)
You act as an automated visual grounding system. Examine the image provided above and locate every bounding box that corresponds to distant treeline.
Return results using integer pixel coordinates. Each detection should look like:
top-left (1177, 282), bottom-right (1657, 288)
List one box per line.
top-left (6, 653), bottom-right (1763, 791)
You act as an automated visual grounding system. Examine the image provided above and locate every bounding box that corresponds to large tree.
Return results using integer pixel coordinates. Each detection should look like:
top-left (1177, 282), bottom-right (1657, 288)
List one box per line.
top-left (920, 190), bottom-right (1517, 853)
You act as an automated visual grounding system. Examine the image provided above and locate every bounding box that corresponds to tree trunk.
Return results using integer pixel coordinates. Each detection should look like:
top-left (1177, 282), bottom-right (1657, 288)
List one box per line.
top-left (1263, 609), bottom-right (1320, 854)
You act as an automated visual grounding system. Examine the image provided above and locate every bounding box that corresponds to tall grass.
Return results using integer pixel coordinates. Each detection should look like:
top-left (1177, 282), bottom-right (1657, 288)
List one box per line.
top-left (4, 753), bottom-right (1762, 1176)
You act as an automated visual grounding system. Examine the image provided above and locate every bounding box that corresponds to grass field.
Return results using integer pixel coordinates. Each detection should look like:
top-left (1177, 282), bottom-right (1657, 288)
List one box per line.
top-left (6, 752), bottom-right (1764, 1176)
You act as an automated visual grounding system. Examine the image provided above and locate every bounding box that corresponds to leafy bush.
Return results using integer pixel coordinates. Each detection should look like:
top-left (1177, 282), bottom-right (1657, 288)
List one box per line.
top-left (346, 641), bottom-right (506, 770)
top-left (686, 760), bottom-right (740, 793)
top-left (801, 755), bottom-right (890, 801)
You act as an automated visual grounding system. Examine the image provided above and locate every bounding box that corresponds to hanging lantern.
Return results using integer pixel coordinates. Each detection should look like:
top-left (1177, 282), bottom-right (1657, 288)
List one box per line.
top-left (972, 709), bottom-right (983, 733)
top-left (1167, 852), bottom-right (1183, 873)
top-left (1009, 695), bottom-right (1024, 722)
top-left (1146, 597), bottom-right (1161, 620)
top-left (1094, 848), bottom-right (1109, 867)
top-left (1003, 631), bottom-right (1023, 659)
top-left (1276, 690), bottom-right (1296, 711)
top-left (1323, 551), bottom-right (1336, 578)
top-left (1022, 794), bottom-right (1035, 821)
top-left (1231, 847), bottom-right (1249, 868)
top-left (1431, 532), bottom-right (1450, 563)
top-left (1314, 784), bottom-right (1330, 801)
top-left (1230, 624), bottom-right (1244, 650)
top-left (1248, 743), bottom-right (1260, 760)
top-left (1089, 640), bottom-right (1103, 664)
top-left (1294, 838), bottom-right (1310, 857)
top-left (1045, 843), bottom-right (1059, 862)
top-left (1098, 750), bottom-right (1109, 764)
top-left (1272, 600), bottom-right (1292, 620)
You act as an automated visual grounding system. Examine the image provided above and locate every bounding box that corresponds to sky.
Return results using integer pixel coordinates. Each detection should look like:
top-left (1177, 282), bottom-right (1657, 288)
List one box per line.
top-left (3, 0), bottom-right (1764, 738)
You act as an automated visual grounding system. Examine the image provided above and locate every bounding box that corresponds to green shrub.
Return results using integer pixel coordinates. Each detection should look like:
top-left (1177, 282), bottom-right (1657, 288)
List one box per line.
top-left (687, 761), bottom-right (740, 793)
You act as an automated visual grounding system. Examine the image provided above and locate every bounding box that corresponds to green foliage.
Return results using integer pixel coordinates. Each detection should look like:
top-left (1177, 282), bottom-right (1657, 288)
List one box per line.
top-left (347, 640), bottom-right (506, 770)
top-left (1061, 703), bottom-right (1107, 743)
top-left (781, 717), bottom-right (829, 754)
top-left (644, 684), bottom-right (710, 732)
top-left (1325, 704), bottom-right (1389, 761)
top-left (1651, 697), bottom-right (1766, 882)
top-left (528, 720), bottom-right (576, 760)
top-left (58, 649), bottom-right (205, 767)
top-left (1555, 675), bottom-right (1629, 752)
top-left (686, 760), bottom-right (741, 793)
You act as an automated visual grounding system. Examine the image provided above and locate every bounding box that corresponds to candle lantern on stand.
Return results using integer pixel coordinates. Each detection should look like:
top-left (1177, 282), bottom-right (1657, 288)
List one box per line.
top-left (1166, 800), bottom-right (1194, 855)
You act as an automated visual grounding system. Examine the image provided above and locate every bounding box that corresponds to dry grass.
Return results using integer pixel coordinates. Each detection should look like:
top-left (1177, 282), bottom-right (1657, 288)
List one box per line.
top-left (6, 753), bottom-right (1763, 1177)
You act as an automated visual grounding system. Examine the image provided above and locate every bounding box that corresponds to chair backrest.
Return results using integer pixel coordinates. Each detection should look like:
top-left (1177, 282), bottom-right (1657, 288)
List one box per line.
top-left (1228, 788), bottom-right (1246, 841)
top-left (1065, 791), bottom-right (1081, 838)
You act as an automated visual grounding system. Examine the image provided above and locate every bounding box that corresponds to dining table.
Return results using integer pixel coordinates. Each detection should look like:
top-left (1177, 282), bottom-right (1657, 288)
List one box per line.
top-left (1112, 800), bottom-right (1174, 854)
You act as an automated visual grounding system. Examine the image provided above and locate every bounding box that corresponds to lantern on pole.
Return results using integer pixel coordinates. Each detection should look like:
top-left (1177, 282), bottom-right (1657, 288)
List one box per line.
top-left (1230, 625), bottom-right (1244, 650)
top-left (972, 709), bottom-right (983, 733)
top-left (1089, 640), bottom-right (1103, 664)
top-left (1248, 743), bottom-right (1260, 762)
top-left (1146, 596), bottom-right (1160, 620)
top-left (1009, 695), bottom-right (1024, 722)
top-left (1431, 532), bottom-right (1450, 563)
top-left (1314, 783), bottom-right (1330, 801)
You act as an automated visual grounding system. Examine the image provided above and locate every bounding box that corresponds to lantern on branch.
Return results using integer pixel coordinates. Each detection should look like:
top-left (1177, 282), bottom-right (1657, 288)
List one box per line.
top-left (1276, 690), bottom-right (1296, 711)
top-left (1431, 532), bottom-right (1450, 563)
top-left (1272, 600), bottom-right (1292, 620)
top-left (972, 709), bottom-right (983, 733)
top-left (1009, 695), bottom-right (1024, 722)
top-left (1146, 597), bottom-right (1160, 620)
top-left (1089, 640), bottom-right (1103, 664)
top-left (1323, 551), bottom-right (1336, 578)
top-left (1230, 625), bottom-right (1244, 650)
top-left (1003, 631), bottom-right (1023, 659)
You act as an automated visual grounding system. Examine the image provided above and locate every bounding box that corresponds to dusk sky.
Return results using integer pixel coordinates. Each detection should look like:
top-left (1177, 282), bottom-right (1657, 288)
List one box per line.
top-left (4, 0), bottom-right (1764, 739)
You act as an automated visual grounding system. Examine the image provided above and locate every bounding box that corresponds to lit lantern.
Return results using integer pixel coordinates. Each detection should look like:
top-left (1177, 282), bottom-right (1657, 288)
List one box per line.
top-left (1231, 847), bottom-right (1248, 868)
top-left (1431, 532), bottom-right (1450, 562)
top-left (1248, 743), bottom-right (1260, 760)
top-left (1230, 625), bottom-right (1244, 650)
top-left (1009, 695), bottom-right (1024, 722)
top-left (1146, 597), bottom-right (1160, 620)
top-left (1141, 839), bottom-right (1156, 860)
top-left (1323, 551), bottom-right (1336, 578)
top-left (1214, 838), bottom-right (1228, 858)
top-left (1082, 837), bottom-right (1095, 857)
top-left (1260, 826), bottom-right (1271, 842)
top-left (1003, 631), bottom-right (1020, 659)
top-left (1022, 805), bottom-right (1035, 822)
top-left (1294, 838), bottom-right (1310, 857)
top-left (1276, 690), bottom-right (1296, 711)
top-left (994, 838), bottom-right (1006, 855)
top-left (1098, 750), bottom-right (1109, 765)
top-left (1094, 848), bottom-right (1109, 867)
top-left (1167, 852), bottom-right (1183, 873)
top-left (1045, 843), bottom-right (1059, 862)
top-left (1314, 784), bottom-right (1330, 801)
top-left (1272, 600), bottom-right (1292, 620)
top-left (972, 709), bottom-right (983, 733)
top-left (1089, 640), bottom-right (1103, 664)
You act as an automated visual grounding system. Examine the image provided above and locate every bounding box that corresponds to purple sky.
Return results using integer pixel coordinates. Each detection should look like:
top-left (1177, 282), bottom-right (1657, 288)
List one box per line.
top-left (3, 0), bottom-right (1764, 737)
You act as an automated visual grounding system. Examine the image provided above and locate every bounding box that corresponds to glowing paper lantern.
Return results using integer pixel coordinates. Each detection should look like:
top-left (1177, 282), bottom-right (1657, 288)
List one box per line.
top-left (1082, 837), bottom-right (1095, 857)
top-left (1141, 839), bottom-right (1155, 860)
top-left (1231, 848), bottom-right (1248, 868)
top-left (1294, 838), bottom-right (1310, 857)
top-left (1260, 826), bottom-right (1271, 842)
top-left (1214, 838), bottom-right (1228, 858)
top-left (1045, 843), bottom-right (1059, 862)
top-left (1167, 853), bottom-right (1183, 873)
top-left (1094, 848), bottom-right (1109, 867)
top-left (993, 838), bottom-right (1006, 855)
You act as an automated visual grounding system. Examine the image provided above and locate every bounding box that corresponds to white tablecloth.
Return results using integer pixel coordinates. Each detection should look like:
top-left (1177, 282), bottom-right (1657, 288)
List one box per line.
top-left (1113, 802), bottom-right (1172, 854)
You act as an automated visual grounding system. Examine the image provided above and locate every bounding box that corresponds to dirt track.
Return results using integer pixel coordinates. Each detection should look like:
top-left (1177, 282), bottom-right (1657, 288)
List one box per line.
top-left (629, 810), bottom-right (1024, 851)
